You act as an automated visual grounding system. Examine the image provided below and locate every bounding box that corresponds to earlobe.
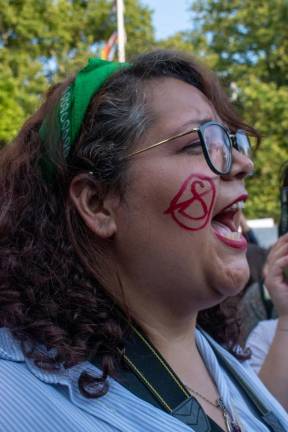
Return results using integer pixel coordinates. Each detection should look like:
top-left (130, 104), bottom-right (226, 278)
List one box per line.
top-left (69, 175), bottom-right (118, 239)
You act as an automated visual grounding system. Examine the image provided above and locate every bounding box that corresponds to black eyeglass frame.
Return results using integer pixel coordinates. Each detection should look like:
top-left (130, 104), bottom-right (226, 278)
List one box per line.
top-left (126, 120), bottom-right (252, 176)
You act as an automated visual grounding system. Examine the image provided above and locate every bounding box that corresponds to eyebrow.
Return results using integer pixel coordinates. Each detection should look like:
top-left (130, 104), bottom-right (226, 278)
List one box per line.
top-left (126, 117), bottom-right (216, 159)
top-left (169, 117), bottom-right (214, 136)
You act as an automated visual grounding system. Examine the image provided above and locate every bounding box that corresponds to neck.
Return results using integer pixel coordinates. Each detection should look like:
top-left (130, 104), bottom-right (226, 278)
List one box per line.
top-left (139, 309), bottom-right (197, 348)
top-left (110, 269), bottom-right (208, 379)
top-left (131, 306), bottom-right (224, 424)
top-left (130, 304), bottom-right (204, 381)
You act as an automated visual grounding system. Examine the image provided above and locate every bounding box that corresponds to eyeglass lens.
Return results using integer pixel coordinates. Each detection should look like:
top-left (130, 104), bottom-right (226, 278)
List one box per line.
top-left (203, 124), bottom-right (232, 174)
top-left (235, 131), bottom-right (252, 159)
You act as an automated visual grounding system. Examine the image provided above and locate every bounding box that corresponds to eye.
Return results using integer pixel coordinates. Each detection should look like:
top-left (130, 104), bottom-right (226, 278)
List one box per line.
top-left (182, 140), bottom-right (202, 154)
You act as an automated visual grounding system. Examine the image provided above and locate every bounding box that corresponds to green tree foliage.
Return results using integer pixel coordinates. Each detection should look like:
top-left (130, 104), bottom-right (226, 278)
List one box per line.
top-left (186, 0), bottom-right (288, 219)
top-left (191, 0), bottom-right (288, 85)
top-left (0, 0), bottom-right (154, 147)
top-left (1, 0), bottom-right (287, 220)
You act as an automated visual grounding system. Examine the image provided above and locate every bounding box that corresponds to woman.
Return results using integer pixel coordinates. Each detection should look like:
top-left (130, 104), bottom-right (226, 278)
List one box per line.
top-left (0, 50), bottom-right (287, 432)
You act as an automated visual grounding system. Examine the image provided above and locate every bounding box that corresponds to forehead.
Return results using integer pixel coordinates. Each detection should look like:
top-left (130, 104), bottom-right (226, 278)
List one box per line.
top-left (145, 77), bottom-right (217, 135)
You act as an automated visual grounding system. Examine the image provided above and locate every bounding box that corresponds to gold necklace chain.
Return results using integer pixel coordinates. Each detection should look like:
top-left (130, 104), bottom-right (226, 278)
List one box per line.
top-left (185, 384), bottom-right (220, 408)
top-left (185, 385), bottom-right (242, 432)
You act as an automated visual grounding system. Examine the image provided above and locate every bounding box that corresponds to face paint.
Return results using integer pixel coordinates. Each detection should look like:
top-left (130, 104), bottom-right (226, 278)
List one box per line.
top-left (164, 174), bottom-right (216, 231)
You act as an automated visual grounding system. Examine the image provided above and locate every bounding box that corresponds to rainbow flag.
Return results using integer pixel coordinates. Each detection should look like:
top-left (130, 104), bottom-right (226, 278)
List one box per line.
top-left (100, 32), bottom-right (118, 61)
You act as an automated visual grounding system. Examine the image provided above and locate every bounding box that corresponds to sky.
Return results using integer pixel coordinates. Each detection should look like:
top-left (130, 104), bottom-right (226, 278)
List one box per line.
top-left (143, 0), bottom-right (192, 40)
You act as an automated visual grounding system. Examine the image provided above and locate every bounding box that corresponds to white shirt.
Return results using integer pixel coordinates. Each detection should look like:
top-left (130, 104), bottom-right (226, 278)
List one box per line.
top-left (246, 319), bottom-right (278, 373)
top-left (1, 326), bottom-right (288, 432)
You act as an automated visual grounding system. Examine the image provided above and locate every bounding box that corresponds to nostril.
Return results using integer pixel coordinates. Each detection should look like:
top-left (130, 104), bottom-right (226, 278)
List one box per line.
top-left (231, 149), bottom-right (254, 179)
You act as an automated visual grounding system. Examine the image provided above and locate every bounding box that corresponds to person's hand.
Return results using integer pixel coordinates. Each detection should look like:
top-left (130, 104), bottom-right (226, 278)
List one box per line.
top-left (263, 233), bottom-right (288, 317)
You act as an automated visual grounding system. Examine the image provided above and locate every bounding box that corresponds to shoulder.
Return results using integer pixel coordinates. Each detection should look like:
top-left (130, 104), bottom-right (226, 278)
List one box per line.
top-left (0, 328), bottom-right (192, 432)
top-left (0, 329), bottom-right (118, 432)
top-left (0, 357), bottom-right (64, 431)
top-left (0, 357), bottom-right (125, 432)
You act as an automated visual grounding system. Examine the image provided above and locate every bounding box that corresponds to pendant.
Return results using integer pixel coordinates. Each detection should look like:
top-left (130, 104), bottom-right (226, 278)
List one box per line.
top-left (230, 424), bottom-right (242, 432)
top-left (223, 411), bottom-right (242, 432)
top-left (217, 398), bottom-right (242, 432)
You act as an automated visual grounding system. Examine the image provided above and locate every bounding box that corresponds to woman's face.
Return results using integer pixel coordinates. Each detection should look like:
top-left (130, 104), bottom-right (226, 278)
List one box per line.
top-left (112, 78), bottom-right (254, 312)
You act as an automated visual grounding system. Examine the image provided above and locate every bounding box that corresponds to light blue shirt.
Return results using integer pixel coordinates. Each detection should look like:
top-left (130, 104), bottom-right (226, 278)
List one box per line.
top-left (1, 327), bottom-right (288, 432)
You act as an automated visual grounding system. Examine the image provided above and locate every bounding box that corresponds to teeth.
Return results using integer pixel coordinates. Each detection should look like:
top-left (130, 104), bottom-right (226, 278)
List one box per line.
top-left (231, 201), bottom-right (245, 210)
top-left (222, 201), bottom-right (245, 212)
top-left (223, 231), bottom-right (242, 240)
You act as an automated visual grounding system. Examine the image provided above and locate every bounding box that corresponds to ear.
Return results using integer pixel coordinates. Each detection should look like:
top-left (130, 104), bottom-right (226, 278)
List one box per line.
top-left (69, 174), bottom-right (119, 239)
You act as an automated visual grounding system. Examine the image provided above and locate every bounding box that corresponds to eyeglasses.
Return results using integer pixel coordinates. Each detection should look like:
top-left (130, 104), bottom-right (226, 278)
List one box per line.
top-left (126, 120), bottom-right (252, 175)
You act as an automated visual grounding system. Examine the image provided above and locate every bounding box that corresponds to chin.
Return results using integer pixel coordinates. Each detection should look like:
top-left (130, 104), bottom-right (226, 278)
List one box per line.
top-left (211, 258), bottom-right (250, 299)
top-left (224, 265), bottom-right (249, 295)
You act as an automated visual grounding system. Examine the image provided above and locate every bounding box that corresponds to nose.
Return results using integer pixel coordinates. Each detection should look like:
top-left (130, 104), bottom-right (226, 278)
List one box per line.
top-left (222, 148), bottom-right (254, 181)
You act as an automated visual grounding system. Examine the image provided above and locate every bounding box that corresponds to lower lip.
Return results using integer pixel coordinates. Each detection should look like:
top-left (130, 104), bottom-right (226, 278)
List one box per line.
top-left (213, 230), bottom-right (248, 251)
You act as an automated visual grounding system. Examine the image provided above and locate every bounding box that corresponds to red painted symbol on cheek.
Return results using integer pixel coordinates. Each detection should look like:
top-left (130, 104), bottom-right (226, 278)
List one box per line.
top-left (164, 174), bottom-right (216, 231)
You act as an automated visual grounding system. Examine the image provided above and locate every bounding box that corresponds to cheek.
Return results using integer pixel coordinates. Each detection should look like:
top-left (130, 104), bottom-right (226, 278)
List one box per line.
top-left (164, 174), bottom-right (216, 231)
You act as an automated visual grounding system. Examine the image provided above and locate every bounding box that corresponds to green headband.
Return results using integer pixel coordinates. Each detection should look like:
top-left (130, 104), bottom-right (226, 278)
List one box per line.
top-left (39, 58), bottom-right (129, 182)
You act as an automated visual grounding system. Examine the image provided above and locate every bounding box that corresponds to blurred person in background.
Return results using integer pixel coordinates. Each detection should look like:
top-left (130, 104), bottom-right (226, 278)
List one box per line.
top-left (246, 232), bottom-right (288, 411)
top-left (238, 211), bottom-right (273, 344)
top-left (246, 164), bottom-right (288, 410)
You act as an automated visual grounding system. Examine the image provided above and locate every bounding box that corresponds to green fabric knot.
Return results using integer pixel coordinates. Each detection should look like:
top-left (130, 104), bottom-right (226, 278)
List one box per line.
top-left (39, 57), bottom-right (129, 183)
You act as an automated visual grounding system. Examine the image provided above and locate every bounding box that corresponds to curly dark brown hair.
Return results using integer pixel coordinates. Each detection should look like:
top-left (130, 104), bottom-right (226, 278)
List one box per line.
top-left (0, 50), bottom-right (256, 398)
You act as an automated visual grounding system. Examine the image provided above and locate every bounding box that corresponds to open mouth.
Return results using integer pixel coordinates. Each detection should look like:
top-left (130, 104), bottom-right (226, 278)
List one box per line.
top-left (211, 196), bottom-right (248, 250)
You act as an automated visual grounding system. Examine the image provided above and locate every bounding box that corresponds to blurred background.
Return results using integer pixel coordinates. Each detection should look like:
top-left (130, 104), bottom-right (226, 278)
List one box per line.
top-left (0, 0), bottom-right (287, 242)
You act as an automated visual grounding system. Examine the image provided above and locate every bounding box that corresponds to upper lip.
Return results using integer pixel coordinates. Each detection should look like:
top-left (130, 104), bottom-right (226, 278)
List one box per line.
top-left (212, 193), bottom-right (248, 232)
top-left (220, 193), bottom-right (249, 213)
